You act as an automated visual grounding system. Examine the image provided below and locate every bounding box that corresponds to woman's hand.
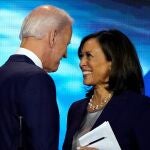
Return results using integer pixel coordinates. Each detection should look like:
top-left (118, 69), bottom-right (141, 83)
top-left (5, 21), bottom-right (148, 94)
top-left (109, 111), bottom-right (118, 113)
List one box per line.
top-left (77, 146), bottom-right (98, 150)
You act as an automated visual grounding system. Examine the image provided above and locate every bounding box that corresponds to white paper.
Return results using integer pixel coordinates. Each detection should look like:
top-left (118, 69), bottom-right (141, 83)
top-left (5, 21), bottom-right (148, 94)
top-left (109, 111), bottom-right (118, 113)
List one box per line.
top-left (79, 121), bottom-right (121, 150)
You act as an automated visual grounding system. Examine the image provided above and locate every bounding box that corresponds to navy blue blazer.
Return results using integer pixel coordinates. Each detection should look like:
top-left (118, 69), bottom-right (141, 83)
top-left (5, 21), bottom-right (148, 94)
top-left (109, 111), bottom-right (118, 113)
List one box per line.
top-left (63, 91), bottom-right (150, 150)
top-left (0, 55), bottom-right (59, 150)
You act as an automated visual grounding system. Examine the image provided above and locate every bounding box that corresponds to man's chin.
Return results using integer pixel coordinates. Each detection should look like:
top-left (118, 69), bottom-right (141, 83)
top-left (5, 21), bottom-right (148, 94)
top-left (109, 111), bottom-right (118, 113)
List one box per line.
top-left (51, 66), bottom-right (59, 72)
top-left (44, 67), bottom-right (58, 73)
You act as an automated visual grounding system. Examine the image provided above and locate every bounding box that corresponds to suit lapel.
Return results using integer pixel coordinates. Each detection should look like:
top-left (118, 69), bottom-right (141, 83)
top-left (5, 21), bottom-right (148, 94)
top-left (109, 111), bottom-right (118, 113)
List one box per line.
top-left (72, 94), bottom-right (126, 132)
top-left (72, 98), bottom-right (89, 135)
top-left (92, 93), bottom-right (127, 129)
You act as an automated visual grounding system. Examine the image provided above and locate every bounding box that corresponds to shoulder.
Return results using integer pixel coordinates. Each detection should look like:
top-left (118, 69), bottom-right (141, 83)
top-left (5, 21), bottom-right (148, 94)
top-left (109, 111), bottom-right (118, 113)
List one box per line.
top-left (124, 91), bottom-right (150, 105)
top-left (1, 60), bottom-right (54, 87)
top-left (2, 57), bottom-right (54, 83)
top-left (14, 65), bottom-right (55, 93)
top-left (24, 71), bottom-right (55, 90)
top-left (112, 91), bottom-right (150, 116)
top-left (119, 91), bottom-right (150, 116)
top-left (18, 63), bottom-right (55, 86)
top-left (20, 72), bottom-right (56, 104)
top-left (70, 98), bottom-right (88, 109)
top-left (117, 90), bottom-right (150, 103)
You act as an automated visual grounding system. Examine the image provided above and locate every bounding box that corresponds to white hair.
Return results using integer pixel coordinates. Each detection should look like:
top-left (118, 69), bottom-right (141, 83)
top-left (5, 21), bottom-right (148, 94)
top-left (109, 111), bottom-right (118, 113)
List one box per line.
top-left (19, 5), bottom-right (73, 40)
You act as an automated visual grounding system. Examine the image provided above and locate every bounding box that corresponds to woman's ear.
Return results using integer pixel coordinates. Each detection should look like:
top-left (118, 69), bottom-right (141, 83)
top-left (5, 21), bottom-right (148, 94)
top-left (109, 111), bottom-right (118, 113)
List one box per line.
top-left (49, 29), bottom-right (57, 48)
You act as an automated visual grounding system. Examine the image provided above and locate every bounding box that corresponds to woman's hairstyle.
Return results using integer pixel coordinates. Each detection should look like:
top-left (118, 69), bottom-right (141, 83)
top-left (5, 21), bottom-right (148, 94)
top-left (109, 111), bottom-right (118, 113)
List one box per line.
top-left (78, 29), bottom-right (144, 97)
top-left (19, 5), bottom-right (73, 40)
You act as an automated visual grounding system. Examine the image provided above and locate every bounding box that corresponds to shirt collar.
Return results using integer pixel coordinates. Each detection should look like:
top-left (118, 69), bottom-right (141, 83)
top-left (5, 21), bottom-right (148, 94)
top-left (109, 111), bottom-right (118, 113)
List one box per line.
top-left (15, 47), bottom-right (43, 69)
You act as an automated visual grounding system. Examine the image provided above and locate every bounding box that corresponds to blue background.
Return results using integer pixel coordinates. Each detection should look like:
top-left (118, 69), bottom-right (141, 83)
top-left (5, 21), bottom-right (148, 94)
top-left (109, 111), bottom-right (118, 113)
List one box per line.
top-left (0, 0), bottom-right (150, 149)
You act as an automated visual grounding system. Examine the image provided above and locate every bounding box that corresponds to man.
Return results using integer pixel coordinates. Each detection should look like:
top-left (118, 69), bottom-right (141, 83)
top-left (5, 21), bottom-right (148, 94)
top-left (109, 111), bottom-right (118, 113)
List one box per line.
top-left (0, 5), bottom-right (72, 150)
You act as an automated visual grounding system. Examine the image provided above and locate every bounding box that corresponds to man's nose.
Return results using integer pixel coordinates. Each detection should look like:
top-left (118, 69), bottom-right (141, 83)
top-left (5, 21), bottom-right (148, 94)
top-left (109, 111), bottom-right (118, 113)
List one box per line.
top-left (63, 51), bottom-right (67, 58)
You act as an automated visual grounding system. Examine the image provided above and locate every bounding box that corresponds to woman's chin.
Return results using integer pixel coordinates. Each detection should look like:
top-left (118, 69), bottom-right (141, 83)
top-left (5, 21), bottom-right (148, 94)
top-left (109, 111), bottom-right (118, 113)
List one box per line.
top-left (83, 80), bottom-right (93, 86)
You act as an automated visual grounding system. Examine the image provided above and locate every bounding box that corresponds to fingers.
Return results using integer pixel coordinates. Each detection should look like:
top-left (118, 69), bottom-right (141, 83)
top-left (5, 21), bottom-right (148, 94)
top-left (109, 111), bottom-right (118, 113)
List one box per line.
top-left (77, 146), bottom-right (98, 150)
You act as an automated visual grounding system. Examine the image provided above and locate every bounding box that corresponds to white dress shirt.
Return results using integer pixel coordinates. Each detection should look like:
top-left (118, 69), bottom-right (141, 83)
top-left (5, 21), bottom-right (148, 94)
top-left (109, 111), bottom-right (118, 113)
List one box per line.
top-left (15, 47), bottom-right (43, 69)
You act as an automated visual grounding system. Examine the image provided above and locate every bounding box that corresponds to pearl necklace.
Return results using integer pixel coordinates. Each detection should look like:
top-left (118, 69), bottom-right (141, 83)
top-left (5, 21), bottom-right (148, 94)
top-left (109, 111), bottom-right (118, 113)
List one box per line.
top-left (88, 92), bottom-right (113, 112)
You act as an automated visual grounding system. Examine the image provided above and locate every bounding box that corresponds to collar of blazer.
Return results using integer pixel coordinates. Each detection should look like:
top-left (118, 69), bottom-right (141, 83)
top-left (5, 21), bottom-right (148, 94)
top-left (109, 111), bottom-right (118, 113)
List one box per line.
top-left (7, 55), bottom-right (36, 66)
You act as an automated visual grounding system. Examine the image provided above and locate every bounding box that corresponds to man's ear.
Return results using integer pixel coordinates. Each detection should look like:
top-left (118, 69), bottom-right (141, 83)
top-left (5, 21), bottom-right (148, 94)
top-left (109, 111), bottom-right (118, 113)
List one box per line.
top-left (49, 30), bottom-right (57, 48)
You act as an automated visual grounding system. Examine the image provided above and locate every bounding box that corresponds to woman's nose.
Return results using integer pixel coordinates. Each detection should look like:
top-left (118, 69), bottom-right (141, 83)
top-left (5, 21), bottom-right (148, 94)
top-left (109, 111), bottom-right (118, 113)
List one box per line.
top-left (80, 57), bottom-right (87, 68)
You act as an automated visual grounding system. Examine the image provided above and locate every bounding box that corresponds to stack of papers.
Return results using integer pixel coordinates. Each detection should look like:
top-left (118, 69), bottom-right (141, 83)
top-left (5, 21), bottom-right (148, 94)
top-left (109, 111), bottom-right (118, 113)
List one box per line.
top-left (79, 121), bottom-right (121, 150)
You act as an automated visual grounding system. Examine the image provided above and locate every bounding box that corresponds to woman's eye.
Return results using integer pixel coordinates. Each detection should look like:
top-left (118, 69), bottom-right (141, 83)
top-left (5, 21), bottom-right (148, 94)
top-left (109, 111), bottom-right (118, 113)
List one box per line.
top-left (79, 53), bottom-right (83, 59)
top-left (79, 52), bottom-right (93, 59)
top-left (86, 52), bottom-right (92, 58)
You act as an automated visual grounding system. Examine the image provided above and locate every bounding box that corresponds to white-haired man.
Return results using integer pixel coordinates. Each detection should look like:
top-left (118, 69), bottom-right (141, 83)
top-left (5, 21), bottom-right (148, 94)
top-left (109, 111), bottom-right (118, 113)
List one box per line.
top-left (0, 5), bottom-right (73, 150)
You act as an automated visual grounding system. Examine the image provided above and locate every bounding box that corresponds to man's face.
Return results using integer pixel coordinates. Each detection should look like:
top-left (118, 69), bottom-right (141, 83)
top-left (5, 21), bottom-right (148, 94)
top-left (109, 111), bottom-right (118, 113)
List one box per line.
top-left (44, 25), bottom-right (72, 72)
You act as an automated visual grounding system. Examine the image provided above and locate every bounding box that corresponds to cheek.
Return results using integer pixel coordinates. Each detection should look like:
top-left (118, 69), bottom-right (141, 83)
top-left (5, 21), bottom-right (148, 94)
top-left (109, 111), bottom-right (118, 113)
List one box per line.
top-left (62, 44), bottom-right (67, 52)
top-left (94, 65), bottom-right (110, 81)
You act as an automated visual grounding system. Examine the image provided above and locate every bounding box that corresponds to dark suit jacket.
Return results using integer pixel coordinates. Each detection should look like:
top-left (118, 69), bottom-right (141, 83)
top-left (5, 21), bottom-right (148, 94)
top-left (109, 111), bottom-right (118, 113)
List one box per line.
top-left (63, 91), bottom-right (150, 150)
top-left (0, 55), bottom-right (59, 150)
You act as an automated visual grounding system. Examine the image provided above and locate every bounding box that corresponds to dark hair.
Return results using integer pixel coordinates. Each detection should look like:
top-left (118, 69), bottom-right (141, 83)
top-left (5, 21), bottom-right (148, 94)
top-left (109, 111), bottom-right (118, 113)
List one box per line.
top-left (78, 29), bottom-right (144, 97)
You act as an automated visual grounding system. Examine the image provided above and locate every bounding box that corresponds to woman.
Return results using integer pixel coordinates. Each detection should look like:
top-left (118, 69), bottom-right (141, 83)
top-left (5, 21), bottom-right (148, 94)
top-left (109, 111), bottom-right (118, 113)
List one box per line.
top-left (63, 29), bottom-right (150, 150)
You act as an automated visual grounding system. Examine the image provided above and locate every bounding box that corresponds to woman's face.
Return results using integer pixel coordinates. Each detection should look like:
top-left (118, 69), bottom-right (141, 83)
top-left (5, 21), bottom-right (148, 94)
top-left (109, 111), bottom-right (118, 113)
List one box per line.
top-left (79, 38), bottom-right (111, 87)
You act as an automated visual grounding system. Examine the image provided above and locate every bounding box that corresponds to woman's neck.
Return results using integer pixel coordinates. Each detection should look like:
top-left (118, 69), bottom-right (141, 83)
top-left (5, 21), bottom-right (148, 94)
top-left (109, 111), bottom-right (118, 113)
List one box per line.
top-left (93, 85), bottom-right (110, 103)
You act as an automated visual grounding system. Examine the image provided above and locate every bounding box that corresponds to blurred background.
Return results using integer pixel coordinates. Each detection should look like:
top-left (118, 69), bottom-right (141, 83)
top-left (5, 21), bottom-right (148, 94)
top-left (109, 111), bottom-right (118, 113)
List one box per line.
top-left (0, 0), bottom-right (150, 149)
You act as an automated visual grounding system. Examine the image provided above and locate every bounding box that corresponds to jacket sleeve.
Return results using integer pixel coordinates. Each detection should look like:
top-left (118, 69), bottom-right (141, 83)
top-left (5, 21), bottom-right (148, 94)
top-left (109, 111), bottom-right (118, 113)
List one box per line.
top-left (133, 97), bottom-right (150, 150)
top-left (20, 73), bottom-right (59, 150)
top-left (63, 102), bottom-right (76, 150)
top-left (63, 99), bottom-right (86, 150)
